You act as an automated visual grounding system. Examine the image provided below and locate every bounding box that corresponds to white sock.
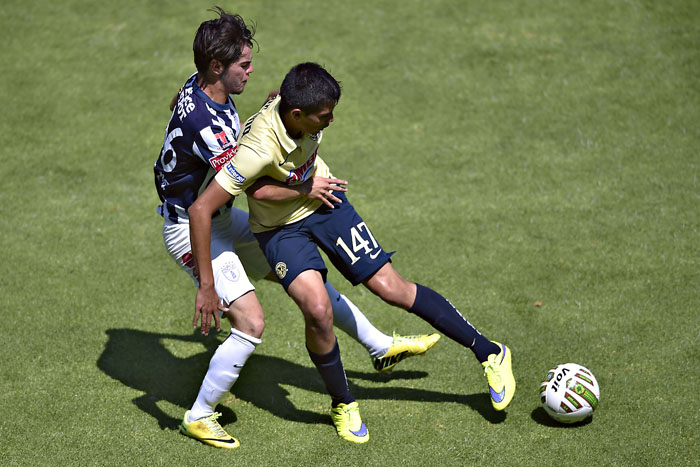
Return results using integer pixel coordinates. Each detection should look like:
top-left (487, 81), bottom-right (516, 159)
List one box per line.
top-left (325, 281), bottom-right (392, 358)
top-left (188, 328), bottom-right (261, 422)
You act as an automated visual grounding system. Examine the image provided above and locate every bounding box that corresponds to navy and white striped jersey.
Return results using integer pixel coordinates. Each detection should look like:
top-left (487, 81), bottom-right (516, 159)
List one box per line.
top-left (154, 73), bottom-right (240, 223)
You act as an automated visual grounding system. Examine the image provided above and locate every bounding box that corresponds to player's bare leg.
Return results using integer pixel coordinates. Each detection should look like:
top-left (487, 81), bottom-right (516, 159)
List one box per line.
top-left (265, 266), bottom-right (394, 355)
top-left (364, 262), bottom-right (497, 358)
top-left (324, 281), bottom-right (392, 355)
top-left (363, 263), bottom-right (416, 309)
top-left (223, 290), bottom-right (265, 339)
top-left (363, 262), bottom-right (514, 409)
top-left (182, 291), bottom-right (264, 448)
top-left (231, 207), bottom-right (432, 369)
top-left (287, 270), bottom-right (336, 354)
top-left (287, 270), bottom-right (367, 442)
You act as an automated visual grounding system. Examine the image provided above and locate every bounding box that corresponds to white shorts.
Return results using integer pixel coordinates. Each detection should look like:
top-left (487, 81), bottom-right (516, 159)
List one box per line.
top-left (162, 207), bottom-right (272, 305)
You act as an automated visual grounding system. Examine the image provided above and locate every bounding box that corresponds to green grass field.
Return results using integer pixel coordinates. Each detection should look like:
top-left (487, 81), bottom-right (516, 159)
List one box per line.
top-left (1, 0), bottom-right (698, 465)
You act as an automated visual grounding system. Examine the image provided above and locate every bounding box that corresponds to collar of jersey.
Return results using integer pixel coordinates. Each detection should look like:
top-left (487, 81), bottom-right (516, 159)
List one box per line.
top-left (269, 98), bottom-right (301, 156)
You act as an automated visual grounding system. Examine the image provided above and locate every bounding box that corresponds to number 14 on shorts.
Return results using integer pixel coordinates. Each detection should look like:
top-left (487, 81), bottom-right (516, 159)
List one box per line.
top-left (336, 222), bottom-right (381, 265)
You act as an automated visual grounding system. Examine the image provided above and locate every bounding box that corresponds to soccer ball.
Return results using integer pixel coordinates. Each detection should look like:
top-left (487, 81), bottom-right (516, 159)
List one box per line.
top-left (539, 363), bottom-right (600, 424)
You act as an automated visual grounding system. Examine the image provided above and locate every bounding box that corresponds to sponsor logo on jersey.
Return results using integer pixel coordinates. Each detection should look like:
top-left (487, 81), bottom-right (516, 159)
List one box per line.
top-left (284, 148), bottom-right (318, 184)
top-left (177, 87), bottom-right (195, 121)
top-left (210, 145), bottom-right (238, 172)
top-left (225, 163), bottom-right (247, 184)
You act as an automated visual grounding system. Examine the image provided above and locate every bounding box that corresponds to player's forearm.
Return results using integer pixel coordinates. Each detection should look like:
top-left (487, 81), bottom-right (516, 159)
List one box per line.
top-left (246, 176), bottom-right (307, 201)
top-left (188, 180), bottom-right (235, 287)
top-left (188, 204), bottom-right (215, 288)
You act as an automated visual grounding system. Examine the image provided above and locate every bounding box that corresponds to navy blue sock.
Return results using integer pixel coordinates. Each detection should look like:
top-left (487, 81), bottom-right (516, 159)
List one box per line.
top-left (409, 284), bottom-right (500, 363)
top-left (307, 339), bottom-right (354, 407)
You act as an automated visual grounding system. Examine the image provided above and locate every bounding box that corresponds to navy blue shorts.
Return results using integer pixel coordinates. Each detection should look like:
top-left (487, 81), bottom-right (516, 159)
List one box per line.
top-left (254, 192), bottom-right (394, 290)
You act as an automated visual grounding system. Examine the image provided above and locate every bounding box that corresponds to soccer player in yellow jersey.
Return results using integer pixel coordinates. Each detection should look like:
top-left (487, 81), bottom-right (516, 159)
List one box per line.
top-left (163, 11), bottom-right (439, 450)
top-left (189, 63), bottom-right (516, 443)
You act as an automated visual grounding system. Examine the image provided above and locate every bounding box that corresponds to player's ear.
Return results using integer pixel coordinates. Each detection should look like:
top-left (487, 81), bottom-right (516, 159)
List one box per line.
top-left (290, 109), bottom-right (303, 120)
top-left (210, 59), bottom-right (224, 76)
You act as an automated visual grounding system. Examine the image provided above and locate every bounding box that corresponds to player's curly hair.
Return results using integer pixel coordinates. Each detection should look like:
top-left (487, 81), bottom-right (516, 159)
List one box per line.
top-left (279, 63), bottom-right (342, 114)
top-left (193, 7), bottom-right (256, 74)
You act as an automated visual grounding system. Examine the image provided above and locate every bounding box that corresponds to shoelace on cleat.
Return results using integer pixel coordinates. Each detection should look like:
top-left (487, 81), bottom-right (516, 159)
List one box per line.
top-left (483, 355), bottom-right (503, 383)
top-left (336, 404), bottom-right (360, 430)
top-left (344, 405), bottom-right (360, 429)
top-left (202, 412), bottom-right (227, 437)
top-left (393, 333), bottom-right (421, 344)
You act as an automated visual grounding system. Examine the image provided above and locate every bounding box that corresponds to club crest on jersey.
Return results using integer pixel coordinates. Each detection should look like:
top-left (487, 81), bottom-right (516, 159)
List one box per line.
top-left (225, 163), bottom-right (247, 184)
top-left (284, 148), bottom-right (317, 185)
top-left (210, 145), bottom-right (238, 172)
top-left (275, 262), bottom-right (287, 279)
top-left (222, 262), bottom-right (240, 282)
top-left (214, 130), bottom-right (230, 147)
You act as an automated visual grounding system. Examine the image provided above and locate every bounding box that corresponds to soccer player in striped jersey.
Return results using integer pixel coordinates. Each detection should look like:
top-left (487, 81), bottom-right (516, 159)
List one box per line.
top-left (153, 9), bottom-right (438, 449)
top-left (189, 63), bottom-right (517, 443)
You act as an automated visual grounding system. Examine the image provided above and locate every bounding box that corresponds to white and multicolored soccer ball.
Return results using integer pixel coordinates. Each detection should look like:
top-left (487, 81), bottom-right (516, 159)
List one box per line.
top-left (539, 363), bottom-right (600, 423)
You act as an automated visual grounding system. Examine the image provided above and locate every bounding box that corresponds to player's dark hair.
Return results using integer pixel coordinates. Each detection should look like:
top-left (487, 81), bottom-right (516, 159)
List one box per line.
top-left (279, 63), bottom-right (341, 114)
top-left (193, 7), bottom-right (256, 75)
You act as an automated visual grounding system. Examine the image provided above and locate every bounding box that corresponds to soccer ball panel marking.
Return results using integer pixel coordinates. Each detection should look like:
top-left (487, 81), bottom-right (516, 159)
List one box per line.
top-left (540, 363), bottom-right (600, 424)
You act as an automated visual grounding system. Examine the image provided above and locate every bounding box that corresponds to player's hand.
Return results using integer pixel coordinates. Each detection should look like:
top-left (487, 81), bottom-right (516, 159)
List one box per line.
top-left (301, 176), bottom-right (348, 208)
top-left (193, 285), bottom-right (228, 335)
top-left (265, 90), bottom-right (279, 103)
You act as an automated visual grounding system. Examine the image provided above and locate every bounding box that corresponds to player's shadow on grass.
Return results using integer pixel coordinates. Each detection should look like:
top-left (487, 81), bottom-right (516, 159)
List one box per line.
top-left (236, 355), bottom-right (503, 424)
top-left (97, 328), bottom-right (503, 431)
top-left (97, 328), bottom-right (226, 430)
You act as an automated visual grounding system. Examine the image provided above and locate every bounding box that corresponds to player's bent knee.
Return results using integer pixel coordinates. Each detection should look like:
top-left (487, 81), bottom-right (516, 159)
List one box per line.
top-left (302, 301), bottom-right (332, 323)
top-left (246, 314), bottom-right (265, 338)
top-left (227, 312), bottom-right (264, 338)
top-left (301, 303), bottom-right (334, 335)
top-left (227, 292), bottom-right (265, 338)
top-left (366, 270), bottom-right (416, 309)
top-left (305, 320), bottom-right (334, 339)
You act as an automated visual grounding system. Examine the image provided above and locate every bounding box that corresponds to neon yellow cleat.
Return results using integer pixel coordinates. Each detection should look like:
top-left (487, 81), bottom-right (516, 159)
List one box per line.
top-left (180, 411), bottom-right (240, 449)
top-left (371, 333), bottom-right (441, 374)
top-left (330, 402), bottom-right (369, 443)
top-left (482, 342), bottom-right (516, 411)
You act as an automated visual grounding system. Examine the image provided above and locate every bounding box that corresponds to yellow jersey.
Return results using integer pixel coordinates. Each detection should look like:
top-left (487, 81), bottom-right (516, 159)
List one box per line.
top-left (215, 96), bottom-right (333, 232)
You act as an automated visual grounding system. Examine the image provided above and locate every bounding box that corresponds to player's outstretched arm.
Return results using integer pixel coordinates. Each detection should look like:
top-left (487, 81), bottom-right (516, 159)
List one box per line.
top-left (188, 180), bottom-right (234, 335)
top-left (246, 176), bottom-right (348, 208)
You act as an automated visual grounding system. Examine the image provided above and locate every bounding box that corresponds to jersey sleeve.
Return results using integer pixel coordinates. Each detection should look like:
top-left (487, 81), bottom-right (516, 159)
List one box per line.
top-left (215, 143), bottom-right (271, 196)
